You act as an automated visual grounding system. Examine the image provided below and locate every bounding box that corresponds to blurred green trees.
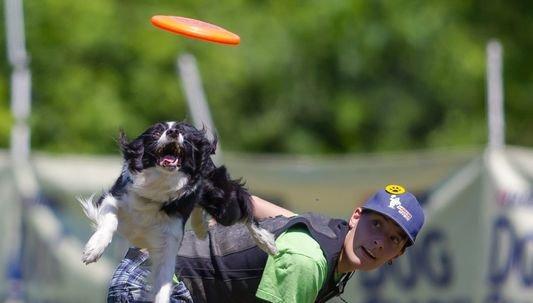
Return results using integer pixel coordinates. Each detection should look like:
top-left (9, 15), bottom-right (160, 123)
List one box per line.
top-left (0, 0), bottom-right (531, 154)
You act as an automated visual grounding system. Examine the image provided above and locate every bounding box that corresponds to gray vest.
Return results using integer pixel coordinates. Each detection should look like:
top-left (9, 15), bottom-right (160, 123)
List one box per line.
top-left (176, 213), bottom-right (350, 303)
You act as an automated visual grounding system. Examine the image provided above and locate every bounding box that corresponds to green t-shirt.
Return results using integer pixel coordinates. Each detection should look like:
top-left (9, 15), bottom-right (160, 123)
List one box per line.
top-left (255, 226), bottom-right (328, 303)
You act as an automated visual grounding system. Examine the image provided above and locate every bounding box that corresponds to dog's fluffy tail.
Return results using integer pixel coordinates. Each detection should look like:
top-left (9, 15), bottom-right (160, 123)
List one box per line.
top-left (246, 222), bottom-right (278, 255)
top-left (77, 194), bottom-right (100, 230)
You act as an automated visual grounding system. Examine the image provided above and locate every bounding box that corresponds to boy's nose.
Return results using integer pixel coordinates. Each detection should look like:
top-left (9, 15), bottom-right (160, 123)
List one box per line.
top-left (373, 239), bottom-right (384, 250)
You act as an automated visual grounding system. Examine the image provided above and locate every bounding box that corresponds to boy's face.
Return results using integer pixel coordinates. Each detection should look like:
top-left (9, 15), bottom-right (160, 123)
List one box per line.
top-left (345, 208), bottom-right (407, 271)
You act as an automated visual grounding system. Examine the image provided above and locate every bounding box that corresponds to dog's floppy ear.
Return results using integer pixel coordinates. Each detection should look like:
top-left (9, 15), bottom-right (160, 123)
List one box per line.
top-left (201, 166), bottom-right (253, 226)
top-left (196, 126), bottom-right (217, 156)
top-left (209, 135), bottom-right (218, 155)
top-left (200, 134), bottom-right (217, 167)
top-left (118, 129), bottom-right (129, 151)
top-left (119, 129), bottom-right (144, 173)
top-left (189, 127), bottom-right (218, 175)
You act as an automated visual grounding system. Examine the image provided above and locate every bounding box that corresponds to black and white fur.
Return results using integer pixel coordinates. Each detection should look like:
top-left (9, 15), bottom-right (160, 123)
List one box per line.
top-left (79, 121), bottom-right (277, 303)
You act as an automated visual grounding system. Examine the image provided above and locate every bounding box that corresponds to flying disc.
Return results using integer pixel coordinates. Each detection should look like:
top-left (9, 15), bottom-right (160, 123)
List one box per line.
top-left (151, 15), bottom-right (240, 45)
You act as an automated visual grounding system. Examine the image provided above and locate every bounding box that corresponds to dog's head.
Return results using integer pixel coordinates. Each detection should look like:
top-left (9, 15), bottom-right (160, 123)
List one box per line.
top-left (119, 121), bottom-right (216, 175)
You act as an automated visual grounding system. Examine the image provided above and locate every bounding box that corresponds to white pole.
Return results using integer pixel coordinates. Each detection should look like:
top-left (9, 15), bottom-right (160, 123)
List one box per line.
top-left (486, 40), bottom-right (505, 150)
top-left (5, 0), bottom-right (31, 162)
top-left (4, 0), bottom-right (31, 301)
top-left (176, 54), bottom-right (222, 164)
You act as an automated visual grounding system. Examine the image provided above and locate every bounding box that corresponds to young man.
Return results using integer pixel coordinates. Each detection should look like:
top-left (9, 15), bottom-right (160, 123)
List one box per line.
top-left (107, 184), bottom-right (424, 303)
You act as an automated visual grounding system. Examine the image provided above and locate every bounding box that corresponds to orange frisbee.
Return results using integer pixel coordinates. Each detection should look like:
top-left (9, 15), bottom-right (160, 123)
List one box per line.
top-left (151, 15), bottom-right (240, 45)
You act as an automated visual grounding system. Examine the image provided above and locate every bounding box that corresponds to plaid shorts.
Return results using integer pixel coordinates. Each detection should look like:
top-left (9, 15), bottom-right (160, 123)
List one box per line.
top-left (107, 248), bottom-right (193, 303)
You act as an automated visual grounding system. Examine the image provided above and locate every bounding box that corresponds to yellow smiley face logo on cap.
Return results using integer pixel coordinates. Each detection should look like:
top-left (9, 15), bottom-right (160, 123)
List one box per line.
top-left (385, 184), bottom-right (406, 194)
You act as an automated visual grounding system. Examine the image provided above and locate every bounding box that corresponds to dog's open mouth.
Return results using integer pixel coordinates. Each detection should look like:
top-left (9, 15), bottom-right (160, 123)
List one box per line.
top-left (157, 143), bottom-right (181, 169)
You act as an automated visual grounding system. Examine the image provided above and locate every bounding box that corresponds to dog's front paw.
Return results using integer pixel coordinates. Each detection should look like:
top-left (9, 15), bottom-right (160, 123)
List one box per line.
top-left (81, 232), bottom-right (112, 264)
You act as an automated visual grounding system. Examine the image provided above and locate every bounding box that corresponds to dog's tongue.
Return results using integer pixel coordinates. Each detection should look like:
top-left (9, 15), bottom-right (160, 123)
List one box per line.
top-left (159, 155), bottom-right (178, 167)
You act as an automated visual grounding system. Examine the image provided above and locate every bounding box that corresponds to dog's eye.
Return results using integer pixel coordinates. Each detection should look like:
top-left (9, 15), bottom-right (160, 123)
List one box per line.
top-left (152, 131), bottom-right (161, 138)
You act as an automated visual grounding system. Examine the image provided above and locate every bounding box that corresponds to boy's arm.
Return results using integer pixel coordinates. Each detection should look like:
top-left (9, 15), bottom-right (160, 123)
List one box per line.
top-left (251, 195), bottom-right (296, 219)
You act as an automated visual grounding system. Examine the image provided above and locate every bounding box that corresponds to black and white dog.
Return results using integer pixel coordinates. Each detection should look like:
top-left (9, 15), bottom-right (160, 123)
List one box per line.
top-left (79, 121), bottom-right (277, 303)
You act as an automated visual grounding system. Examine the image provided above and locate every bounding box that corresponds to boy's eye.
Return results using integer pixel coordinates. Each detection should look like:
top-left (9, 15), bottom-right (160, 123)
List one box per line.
top-left (391, 236), bottom-right (400, 245)
top-left (372, 220), bottom-right (381, 228)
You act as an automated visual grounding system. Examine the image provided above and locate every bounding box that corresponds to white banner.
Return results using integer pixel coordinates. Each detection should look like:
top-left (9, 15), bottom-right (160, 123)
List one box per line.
top-left (339, 148), bottom-right (533, 303)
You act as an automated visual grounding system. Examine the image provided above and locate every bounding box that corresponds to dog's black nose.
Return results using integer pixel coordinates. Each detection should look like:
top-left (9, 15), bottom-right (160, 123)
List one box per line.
top-left (166, 129), bottom-right (178, 138)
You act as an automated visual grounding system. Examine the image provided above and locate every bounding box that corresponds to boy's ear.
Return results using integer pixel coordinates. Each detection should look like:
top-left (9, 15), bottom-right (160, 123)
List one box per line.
top-left (349, 207), bottom-right (363, 228)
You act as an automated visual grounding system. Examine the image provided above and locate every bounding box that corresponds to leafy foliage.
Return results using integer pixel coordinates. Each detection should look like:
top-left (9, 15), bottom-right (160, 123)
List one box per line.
top-left (0, 0), bottom-right (531, 154)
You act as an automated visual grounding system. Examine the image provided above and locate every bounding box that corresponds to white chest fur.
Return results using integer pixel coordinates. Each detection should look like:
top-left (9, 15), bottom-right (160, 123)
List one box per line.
top-left (117, 192), bottom-right (185, 249)
top-left (129, 167), bottom-right (189, 202)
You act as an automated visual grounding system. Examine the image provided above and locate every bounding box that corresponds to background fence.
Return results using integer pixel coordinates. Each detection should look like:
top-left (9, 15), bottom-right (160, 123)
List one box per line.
top-left (1, 147), bottom-right (482, 302)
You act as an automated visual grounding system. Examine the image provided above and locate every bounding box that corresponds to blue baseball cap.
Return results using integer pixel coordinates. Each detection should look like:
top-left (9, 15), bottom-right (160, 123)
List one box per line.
top-left (362, 185), bottom-right (425, 246)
